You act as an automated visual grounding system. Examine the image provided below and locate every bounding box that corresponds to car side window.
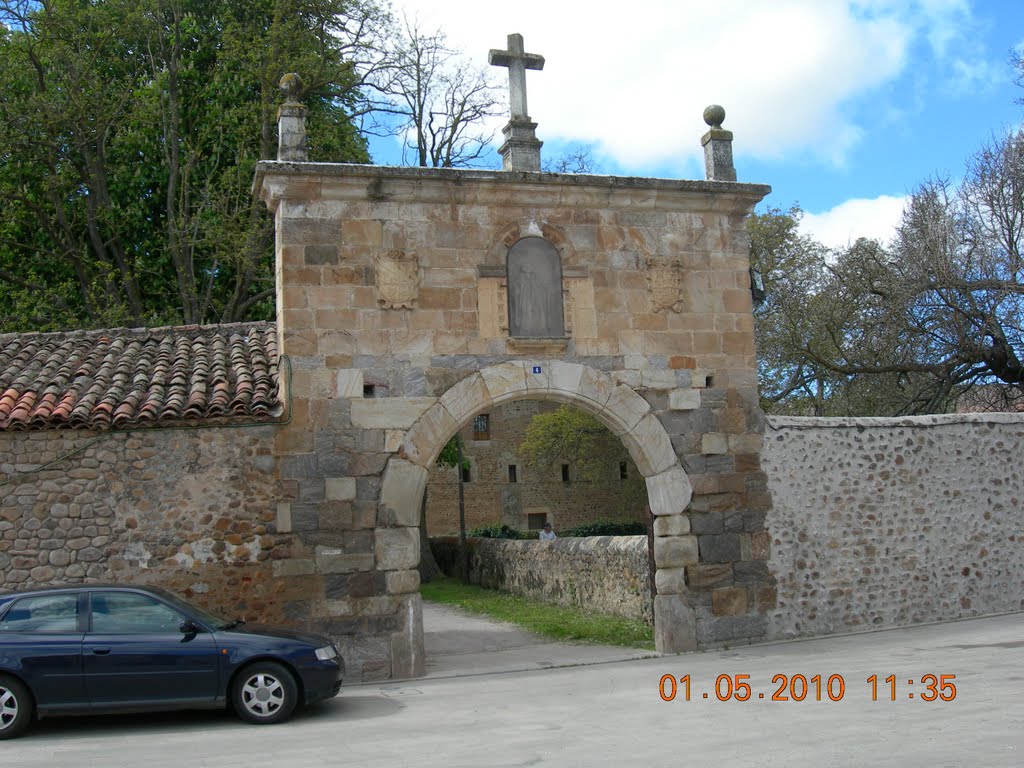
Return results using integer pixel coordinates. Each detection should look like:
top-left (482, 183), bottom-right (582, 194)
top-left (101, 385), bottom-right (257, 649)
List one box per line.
top-left (90, 592), bottom-right (185, 634)
top-left (0, 594), bottom-right (79, 632)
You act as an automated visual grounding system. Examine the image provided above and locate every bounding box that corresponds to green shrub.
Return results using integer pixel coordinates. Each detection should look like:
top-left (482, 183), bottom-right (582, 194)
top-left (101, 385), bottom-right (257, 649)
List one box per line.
top-left (560, 521), bottom-right (647, 537)
top-left (467, 524), bottom-right (529, 539)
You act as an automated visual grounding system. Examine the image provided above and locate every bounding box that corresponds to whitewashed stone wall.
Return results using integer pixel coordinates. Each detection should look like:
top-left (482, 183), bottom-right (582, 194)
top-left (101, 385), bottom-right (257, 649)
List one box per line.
top-left (762, 414), bottom-right (1024, 640)
top-left (431, 535), bottom-right (653, 624)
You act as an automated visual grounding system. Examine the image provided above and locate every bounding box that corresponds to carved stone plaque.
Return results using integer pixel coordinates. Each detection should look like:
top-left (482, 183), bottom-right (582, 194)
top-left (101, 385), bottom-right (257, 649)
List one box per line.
top-left (507, 236), bottom-right (564, 337)
top-left (375, 250), bottom-right (419, 309)
top-left (646, 257), bottom-right (685, 313)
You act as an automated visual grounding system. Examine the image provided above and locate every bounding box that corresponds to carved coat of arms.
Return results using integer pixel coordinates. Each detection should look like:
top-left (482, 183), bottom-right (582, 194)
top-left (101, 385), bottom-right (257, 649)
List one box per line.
top-left (645, 257), bottom-right (686, 313)
top-left (375, 250), bottom-right (420, 309)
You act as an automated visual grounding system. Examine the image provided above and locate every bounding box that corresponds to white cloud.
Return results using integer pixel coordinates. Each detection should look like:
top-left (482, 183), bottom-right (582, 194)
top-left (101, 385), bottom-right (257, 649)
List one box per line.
top-left (800, 195), bottom-right (908, 248)
top-left (385, 0), bottom-right (985, 172)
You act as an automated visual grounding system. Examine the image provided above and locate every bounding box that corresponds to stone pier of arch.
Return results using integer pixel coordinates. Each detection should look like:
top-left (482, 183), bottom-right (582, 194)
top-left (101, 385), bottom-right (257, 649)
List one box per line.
top-left (255, 162), bottom-right (774, 682)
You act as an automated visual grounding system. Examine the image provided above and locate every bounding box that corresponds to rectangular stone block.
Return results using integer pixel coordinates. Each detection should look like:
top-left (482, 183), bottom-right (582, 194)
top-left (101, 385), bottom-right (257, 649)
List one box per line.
top-left (701, 433), bottom-right (729, 455)
top-left (385, 429), bottom-right (403, 452)
top-left (654, 566), bottom-right (687, 595)
top-left (698, 533), bottom-right (741, 563)
top-left (654, 594), bottom-right (697, 653)
top-left (654, 514), bottom-right (691, 536)
top-left (326, 477), bottom-right (357, 501)
top-left (477, 278), bottom-right (504, 338)
top-left (712, 587), bottom-right (749, 617)
top-left (350, 397), bottom-right (436, 429)
top-left (686, 563), bottom-right (733, 589)
top-left (316, 550), bottom-right (375, 574)
top-left (653, 534), bottom-right (698, 568)
top-left (386, 569), bottom-right (421, 595)
top-left (646, 467), bottom-right (692, 517)
top-left (669, 388), bottom-right (701, 410)
top-left (375, 527), bottom-right (420, 570)
top-left (272, 558), bottom-right (315, 577)
top-left (276, 502), bottom-right (292, 533)
top-left (305, 244), bottom-right (339, 265)
top-left (640, 370), bottom-right (677, 390)
top-left (379, 459), bottom-right (429, 527)
top-left (337, 369), bottom-right (364, 398)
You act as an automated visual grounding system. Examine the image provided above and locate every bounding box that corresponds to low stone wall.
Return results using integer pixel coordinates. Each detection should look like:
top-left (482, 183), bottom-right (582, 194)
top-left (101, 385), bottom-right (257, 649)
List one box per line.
top-left (431, 535), bottom-right (653, 625)
top-left (762, 413), bottom-right (1024, 641)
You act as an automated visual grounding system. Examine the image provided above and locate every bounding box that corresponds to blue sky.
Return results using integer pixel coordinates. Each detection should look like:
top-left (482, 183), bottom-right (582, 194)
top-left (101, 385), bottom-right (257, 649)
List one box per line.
top-left (370, 0), bottom-right (1023, 249)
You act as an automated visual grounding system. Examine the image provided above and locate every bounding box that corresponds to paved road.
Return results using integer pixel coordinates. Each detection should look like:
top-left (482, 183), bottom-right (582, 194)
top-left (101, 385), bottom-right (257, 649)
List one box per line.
top-left (422, 601), bottom-right (656, 678)
top-left (6, 608), bottom-right (1023, 767)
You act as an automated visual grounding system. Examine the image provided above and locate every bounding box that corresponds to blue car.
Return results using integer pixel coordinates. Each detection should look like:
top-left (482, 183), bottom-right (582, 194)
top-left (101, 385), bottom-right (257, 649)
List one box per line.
top-left (0, 584), bottom-right (343, 739)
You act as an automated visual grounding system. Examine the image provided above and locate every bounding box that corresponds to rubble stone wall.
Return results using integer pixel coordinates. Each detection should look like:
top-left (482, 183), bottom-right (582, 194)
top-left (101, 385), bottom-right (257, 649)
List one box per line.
top-left (762, 413), bottom-right (1024, 640)
top-left (431, 535), bottom-right (653, 624)
top-left (0, 426), bottom-right (319, 624)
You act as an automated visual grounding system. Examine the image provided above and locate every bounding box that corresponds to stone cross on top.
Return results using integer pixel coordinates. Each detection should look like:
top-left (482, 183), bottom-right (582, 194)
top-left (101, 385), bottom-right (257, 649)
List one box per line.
top-left (489, 33), bottom-right (545, 172)
top-left (488, 33), bottom-right (544, 120)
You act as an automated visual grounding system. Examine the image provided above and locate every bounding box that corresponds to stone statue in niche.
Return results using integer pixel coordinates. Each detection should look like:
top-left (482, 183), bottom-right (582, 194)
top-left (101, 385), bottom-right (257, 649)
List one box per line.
top-left (507, 236), bottom-right (564, 337)
top-left (646, 257), bottom-right (686, 313)
top-left (375, 249), bottom-right (420, 309)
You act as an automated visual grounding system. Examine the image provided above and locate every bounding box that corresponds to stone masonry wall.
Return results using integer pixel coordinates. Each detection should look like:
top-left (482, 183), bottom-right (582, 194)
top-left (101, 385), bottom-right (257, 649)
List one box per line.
top-left (257, 162), bottom-right (773, 670)
top-left (762, 414), bottom-right (1024, 640)
top-left (431, 535), bottom-right (653, 624)
top-left (426, 400), bottom-right (647, 535)
top-left (0, 426), bottom-right (316, 624)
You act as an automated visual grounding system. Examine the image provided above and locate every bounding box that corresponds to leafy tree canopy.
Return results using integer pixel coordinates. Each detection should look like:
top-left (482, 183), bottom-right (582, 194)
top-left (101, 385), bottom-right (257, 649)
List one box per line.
top-left (0, 0), bottom-right (376, 332)
top-left (751, 127), bottom-right (1024, 415)
top-left (518, 404), bottom-right (625, 482)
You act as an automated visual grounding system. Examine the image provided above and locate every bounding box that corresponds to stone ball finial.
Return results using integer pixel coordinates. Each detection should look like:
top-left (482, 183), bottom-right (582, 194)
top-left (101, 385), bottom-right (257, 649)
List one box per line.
top-left (703, 104), bottom-right (726, 129)
top-left (280, 72), bottom-right (304, 104)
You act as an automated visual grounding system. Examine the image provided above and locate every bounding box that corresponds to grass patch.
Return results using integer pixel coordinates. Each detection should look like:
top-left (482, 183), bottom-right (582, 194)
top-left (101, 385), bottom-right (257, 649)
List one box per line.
top-left (420, 577), bottom-right (655, 650)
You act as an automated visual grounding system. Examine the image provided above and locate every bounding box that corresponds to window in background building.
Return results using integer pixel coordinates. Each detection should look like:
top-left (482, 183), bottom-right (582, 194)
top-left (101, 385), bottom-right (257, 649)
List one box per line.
top-left (472, 413), bottom-right (491, 441)
top-left (527, 513), bottom-right (547, 530)
top-left (561, 463), bottom-right (570, 483)
top-left (508, 464), bottom-right (518, 483)
top-left (461, 465), bottom-right (471, 483)
top-left (620, 461), bottom-right (628, 480)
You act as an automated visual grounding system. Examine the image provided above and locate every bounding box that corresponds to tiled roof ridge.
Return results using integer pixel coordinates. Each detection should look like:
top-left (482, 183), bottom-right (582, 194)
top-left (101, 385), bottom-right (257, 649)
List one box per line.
top-left (0, 320), bottom-right (273, 344)
top-left (0, 321), bottom-right (281, 431)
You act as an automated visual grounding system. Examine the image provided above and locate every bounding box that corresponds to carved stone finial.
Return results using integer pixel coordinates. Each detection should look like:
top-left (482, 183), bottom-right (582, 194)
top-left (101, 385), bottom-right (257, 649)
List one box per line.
top-left (280, 72), bottom-right (304, 105)
top-left (277, 73), bottom-right (308, 161)
top-left (703, 104), bottom-right (726, 130)
top-left (701, 104), bottom-right (736, 182)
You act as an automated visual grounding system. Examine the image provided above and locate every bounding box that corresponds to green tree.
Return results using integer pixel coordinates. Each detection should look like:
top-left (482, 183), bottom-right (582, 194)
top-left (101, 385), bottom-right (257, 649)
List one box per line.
top-left (0, 0), bottom-right (377, 332)
top-left (430, 433), bottom-right (471, 583)
top-left (751, 118), bottom-right (1024, 417)
top-left (517, 404), bottom-right (626, 483)
top-left (747, 205), bottom-right (838, 414)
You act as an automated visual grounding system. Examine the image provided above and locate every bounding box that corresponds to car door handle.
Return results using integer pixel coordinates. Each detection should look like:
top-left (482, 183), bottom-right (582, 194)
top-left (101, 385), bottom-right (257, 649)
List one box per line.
top-left (91, 647), bottom-right (111, 655)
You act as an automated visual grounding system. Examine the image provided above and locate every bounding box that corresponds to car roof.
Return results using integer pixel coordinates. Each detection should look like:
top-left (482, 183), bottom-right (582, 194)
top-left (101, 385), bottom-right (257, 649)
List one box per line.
top-left (0, 584), bottom-right (176, 603)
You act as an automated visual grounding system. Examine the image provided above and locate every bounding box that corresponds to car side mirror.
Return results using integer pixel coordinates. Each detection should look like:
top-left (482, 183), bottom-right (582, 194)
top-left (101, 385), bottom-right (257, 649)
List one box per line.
top-left (179, 619), bottom-right (200, 635)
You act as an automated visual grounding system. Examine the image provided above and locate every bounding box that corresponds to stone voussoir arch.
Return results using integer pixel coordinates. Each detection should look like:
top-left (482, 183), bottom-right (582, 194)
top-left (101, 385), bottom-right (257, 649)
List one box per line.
top-left (378, 360), bottom-right (698, 653)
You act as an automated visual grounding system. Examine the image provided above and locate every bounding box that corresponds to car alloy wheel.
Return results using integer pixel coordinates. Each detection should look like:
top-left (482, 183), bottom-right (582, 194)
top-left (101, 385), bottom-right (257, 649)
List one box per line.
top-left (232, 662), bottom-right (298, 725)
top-left (0, 675), bottom-right (33, 740)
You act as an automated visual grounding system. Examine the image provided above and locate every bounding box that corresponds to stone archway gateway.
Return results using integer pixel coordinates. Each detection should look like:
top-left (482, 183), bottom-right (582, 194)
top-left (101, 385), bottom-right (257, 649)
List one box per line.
top-left (254, 93), bottom-right (774, 681)
top-left (381, 361), bottom-right (697, 657)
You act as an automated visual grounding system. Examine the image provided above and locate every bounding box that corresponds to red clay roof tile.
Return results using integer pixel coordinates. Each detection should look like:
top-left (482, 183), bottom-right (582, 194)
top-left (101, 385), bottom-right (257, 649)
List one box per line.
top-left (0, 322), bottom-right (280, 430)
